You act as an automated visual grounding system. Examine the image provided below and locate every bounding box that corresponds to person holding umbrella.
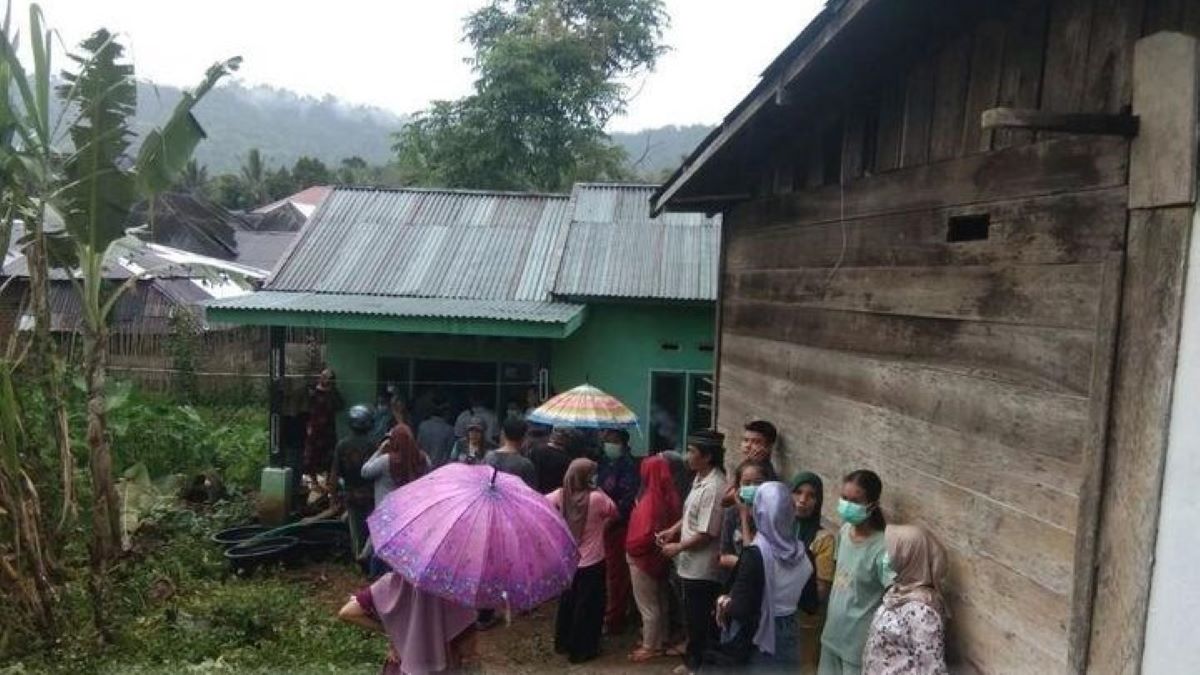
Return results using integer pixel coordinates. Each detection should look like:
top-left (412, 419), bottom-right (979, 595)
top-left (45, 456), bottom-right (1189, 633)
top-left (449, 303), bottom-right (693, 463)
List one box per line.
top-left (354, 461), bottom-right (582, 672)
top-left (547, 458), bottom-right (618, 664)
top-left (598, 428), bottom-right (639, 635)
top-left (338, 572), bottom-right (479, 674)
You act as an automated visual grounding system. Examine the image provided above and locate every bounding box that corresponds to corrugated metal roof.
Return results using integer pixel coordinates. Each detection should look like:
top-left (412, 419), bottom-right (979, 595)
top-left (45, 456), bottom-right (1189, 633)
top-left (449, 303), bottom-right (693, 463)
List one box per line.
top-left (268, 187), bottom-right (573, 303)
top-left (206, 291), bottom-right (584, 324)
top-left (553, 183), bottom-right (721, 301)
top-left (233, 231), bottom-right (299, 271)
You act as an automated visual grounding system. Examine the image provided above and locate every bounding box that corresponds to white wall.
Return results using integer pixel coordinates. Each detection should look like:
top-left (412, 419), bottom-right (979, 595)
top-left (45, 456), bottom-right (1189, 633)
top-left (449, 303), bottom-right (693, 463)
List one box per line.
top-left (1143, 212), bottom-right (1200, 675)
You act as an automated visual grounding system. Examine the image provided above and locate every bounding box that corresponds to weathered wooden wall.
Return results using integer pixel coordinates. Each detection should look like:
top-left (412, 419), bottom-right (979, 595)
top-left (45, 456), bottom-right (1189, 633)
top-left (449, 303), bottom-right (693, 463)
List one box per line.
top-left (713, 1), bottom-right (1200, 672)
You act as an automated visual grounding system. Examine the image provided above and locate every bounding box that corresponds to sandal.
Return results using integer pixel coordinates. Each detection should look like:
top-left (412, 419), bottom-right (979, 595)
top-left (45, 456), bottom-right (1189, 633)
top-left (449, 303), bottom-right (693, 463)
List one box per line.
top-left (629, 647), bottom-right (663, 663)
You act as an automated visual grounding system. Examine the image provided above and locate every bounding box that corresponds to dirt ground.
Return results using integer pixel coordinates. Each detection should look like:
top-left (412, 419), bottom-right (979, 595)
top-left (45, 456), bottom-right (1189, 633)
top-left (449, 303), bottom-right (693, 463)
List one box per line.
top-left (296, 562), bottom-right (682, 674)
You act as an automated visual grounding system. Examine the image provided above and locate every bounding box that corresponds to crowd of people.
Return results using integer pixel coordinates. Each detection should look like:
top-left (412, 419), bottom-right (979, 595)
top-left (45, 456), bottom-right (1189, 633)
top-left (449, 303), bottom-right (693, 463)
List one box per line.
top-left (311, 370), bottom-right (948, 674)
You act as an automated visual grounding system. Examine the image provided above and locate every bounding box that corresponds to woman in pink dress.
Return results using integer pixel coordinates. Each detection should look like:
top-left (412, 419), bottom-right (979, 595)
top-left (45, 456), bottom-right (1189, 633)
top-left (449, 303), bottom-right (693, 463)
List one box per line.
top-left (547, 458), bottom-right (617, 664)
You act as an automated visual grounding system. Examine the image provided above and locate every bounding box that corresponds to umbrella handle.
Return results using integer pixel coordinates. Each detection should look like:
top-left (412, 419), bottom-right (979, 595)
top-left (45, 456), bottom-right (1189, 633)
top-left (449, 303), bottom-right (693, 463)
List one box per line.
top-left (490, 465), bottom-right (499, 486)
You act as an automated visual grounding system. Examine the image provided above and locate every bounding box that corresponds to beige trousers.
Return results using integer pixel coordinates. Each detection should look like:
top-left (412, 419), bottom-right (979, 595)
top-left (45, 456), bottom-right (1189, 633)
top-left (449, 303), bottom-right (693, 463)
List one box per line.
top-left (627, 555), bottom-right (672, 651)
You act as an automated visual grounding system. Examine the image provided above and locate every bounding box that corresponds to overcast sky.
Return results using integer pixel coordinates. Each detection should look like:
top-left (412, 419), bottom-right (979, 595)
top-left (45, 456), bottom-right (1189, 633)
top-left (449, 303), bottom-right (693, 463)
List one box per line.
top-left (12, 0), bottom-right (823, 132)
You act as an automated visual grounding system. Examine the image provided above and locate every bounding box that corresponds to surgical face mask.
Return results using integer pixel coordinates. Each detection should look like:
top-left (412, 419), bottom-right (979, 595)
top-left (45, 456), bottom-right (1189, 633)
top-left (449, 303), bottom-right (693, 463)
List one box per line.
top-left (738, 485), bottom-right (759, 505)
top-left (837, 498), bottom-right (870, 525)
top-left (602, 442), bottom-right (623, 460)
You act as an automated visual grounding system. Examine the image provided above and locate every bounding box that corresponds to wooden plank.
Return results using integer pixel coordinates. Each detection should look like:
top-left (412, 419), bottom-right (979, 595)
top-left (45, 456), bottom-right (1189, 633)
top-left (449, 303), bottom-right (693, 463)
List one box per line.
top-left (725, 187), bottom-right (1129, 271)
top-left (731, 135), bottom-right (1129, 233)
top-left (1088, 207), bottom-right (1192, 672)
top-left (723, 301), bottom-right (1096, 396)
top-left (726, 262), bottom-right (1107, 330)
top-left (981, 108), bottom-right (1139, 136)
top-left (874, 78), bottom-right (905, 172)
top-left (949, 588), bottom-right (1069, 672)
top-left (929, 34), bottom-right (973, 161)
top-left (945, 549), bottom-right (1072, 668)
top-left (900, 50), bottom-right (936, 167)
top-left (841, 106), bottom-right (866, 180)
top-left (721, 365), bottom-right (1080, 595)
top-left (1067, 253), bottom-right (1124, 673)
top-left (1083, 0), bottom-right (1145, 113)
top-left (995, 0), bottom-right (1050, 148)
top-left (961, 19), bottom-right (1006, 154)
top-left (1129, 31), bottom-right (1199, 208)
top-left (1042, 0), bottom-right (1096, 117)
top-left (722, 333), bottom-right (1089, 473)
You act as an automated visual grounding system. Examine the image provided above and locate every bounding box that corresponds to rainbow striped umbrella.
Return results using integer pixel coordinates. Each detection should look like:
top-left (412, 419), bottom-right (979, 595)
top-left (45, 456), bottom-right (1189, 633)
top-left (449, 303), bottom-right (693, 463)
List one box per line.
top-left (527, 384), bottom-right (638, 430)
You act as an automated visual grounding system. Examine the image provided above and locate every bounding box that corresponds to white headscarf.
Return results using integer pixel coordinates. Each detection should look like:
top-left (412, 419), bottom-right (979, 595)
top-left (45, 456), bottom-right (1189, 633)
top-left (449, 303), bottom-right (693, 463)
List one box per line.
top-left (750, 481), bottom-right (812, 654)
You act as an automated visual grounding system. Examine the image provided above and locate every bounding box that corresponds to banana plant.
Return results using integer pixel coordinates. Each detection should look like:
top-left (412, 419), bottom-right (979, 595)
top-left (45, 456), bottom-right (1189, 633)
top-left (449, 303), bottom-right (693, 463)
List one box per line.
top-left (45, 28), bottom-right (240, 575)
top-left (2, 2), bottom-right (239, 638)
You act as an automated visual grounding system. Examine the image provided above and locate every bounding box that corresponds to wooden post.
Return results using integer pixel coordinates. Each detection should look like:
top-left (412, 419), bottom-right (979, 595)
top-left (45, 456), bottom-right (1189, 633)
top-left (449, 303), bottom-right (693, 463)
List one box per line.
top-left (1085, 31), bottom-right (1199, 674)
top-left (268, 325), bottom-right (285, 468)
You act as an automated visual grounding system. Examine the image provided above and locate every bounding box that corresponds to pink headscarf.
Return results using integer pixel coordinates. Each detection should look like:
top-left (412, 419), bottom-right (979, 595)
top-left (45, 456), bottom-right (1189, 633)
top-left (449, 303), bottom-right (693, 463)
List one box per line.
top-left (368, 573), bottom-right (475, 674)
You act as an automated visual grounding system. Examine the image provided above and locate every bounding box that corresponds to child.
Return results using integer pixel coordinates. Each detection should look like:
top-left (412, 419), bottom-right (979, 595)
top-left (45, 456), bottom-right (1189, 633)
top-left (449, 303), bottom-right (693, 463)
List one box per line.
top-left (818, 470), bottom-right (893, 675)
top-left (719, 461), bottom-right (771, 574)
top-left (792, 471), bottom-right (836, 673)
top-left (863, 524), bottom-right (948, 674)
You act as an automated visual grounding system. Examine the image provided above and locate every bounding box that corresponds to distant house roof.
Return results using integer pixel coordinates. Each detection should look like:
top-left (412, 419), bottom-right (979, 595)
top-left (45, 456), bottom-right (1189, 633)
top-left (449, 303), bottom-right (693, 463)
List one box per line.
top-left (131, 192), bottom-right (246, 259)
top-left (553, 183), bottom-right (720, 301)
top-left (232, 231), bottom-right (300, 272)
top-left (252, 185), bottom-right (332, 219)
top-left (267, 186), bottom-right (574, 302)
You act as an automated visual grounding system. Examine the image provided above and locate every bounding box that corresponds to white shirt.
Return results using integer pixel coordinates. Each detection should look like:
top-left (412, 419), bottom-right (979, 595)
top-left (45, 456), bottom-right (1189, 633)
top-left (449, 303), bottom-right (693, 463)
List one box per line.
top-left (676, 468), bottom-right (725, 582)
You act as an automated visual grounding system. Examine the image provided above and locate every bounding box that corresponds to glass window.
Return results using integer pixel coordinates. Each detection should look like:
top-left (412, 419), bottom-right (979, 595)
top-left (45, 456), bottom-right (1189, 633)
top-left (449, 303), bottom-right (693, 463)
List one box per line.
top-left (649, 372), bottom-right (685, 453)
top-left (687, 373), bottom-right (714, 433)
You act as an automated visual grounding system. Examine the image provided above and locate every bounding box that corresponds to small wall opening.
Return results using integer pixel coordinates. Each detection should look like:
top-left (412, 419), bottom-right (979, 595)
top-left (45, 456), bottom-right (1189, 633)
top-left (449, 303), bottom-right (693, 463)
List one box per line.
top-left (947, 213), bottom-right (990, 242)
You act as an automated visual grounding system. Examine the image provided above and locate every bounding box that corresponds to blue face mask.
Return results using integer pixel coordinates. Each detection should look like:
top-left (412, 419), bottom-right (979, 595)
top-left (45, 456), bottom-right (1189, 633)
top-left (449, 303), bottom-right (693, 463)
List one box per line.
top-left (602, 442), bottom-right (623, 460)
top-left (837, 498), bottom-right (870, 525)
top-left (738, 485), bottom-right (759, 505)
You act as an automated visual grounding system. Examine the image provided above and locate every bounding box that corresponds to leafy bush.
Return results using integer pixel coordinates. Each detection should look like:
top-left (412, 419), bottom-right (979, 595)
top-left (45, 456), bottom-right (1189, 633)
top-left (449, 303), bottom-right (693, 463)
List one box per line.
top-left (106, 388), bottom-right (267, 490)
top-left (5, 495), bottom-right (381, 674)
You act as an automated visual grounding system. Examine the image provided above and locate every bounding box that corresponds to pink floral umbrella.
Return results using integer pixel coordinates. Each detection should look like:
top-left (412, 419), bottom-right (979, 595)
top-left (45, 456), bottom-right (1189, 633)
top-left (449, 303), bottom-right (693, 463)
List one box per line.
top-left (368, 462), bottom-right (579, 611)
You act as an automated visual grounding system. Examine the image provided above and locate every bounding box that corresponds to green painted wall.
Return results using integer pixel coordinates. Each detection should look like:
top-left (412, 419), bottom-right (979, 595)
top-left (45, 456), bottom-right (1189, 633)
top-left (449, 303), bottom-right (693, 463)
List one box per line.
top-left (551, 303), bottom-right (715, 455)
top-left (321, 303), bottom-right (715, 450)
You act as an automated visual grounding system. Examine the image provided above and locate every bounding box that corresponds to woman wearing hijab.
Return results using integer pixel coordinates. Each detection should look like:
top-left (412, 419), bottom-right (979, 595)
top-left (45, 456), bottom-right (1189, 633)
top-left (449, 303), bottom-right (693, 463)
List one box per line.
top-left (547, 458), bottom-right (618, 663)
top-left (362, 421), bottom-right (430, 577)
top-left (862, 525), bottom-right (948, 675)
top-left (338, 571), bottom-right (478, 674)
top-left (792, 471), bottom-right (836, 673)
top-left (712, 481), bottom-right (813, 669)
top-left (625, 455), bottom-right (683, 662)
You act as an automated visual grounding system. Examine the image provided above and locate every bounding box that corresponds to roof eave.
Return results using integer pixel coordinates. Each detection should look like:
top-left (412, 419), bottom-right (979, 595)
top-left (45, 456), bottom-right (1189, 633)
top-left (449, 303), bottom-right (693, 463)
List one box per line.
top-left (205, 305), bottom-right (587, 339)
top-left (651, 0), bottom-right (878, 216)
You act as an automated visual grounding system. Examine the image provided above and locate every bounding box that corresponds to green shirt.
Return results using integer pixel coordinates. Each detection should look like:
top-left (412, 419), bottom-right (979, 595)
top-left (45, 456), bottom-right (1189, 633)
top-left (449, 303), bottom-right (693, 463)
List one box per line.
top-left (820, 524), bottom-right (895, 664)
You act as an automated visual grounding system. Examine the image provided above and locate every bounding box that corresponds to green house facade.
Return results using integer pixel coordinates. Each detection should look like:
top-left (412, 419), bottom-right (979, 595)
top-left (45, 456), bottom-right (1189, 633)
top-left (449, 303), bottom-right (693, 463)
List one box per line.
top-left (206, 183), bottom-right (720, 455)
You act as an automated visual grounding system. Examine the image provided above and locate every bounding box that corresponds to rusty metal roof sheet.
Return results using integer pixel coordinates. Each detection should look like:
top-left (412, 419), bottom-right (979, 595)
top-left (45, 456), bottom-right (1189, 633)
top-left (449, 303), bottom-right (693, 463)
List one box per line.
top-left (552, 183), bottom-right (721, 301)
top-left (267, 186), bottom-right (573, 303)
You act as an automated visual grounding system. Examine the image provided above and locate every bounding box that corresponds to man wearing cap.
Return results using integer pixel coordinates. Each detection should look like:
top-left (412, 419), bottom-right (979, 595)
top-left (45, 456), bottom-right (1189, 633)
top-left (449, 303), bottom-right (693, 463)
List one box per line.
top-left (656, 430), bottom-right (727, 675)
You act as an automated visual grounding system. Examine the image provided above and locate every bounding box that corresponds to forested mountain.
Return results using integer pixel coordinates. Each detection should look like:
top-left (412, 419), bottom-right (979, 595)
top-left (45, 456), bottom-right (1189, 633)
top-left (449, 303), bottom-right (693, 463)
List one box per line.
top-left (610, 124), bottom-right (713, 180)
top-left (124, 80), bottom-right (711, 180)
top-left (132, 81), bottom-right (406, 172)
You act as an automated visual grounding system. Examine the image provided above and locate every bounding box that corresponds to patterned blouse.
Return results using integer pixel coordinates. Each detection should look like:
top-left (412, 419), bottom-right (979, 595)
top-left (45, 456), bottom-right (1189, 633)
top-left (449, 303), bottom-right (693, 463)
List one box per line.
top-left (862, 597), bottom-right (948, 675)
